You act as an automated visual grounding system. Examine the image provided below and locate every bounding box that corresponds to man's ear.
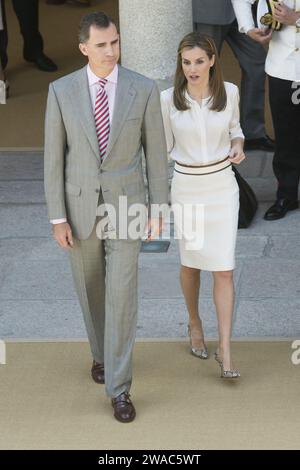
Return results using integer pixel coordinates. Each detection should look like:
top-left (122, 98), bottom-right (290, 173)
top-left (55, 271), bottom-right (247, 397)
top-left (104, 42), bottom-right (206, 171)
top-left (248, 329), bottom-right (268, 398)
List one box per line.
top-left (79, 43), bottom-right (88, 57)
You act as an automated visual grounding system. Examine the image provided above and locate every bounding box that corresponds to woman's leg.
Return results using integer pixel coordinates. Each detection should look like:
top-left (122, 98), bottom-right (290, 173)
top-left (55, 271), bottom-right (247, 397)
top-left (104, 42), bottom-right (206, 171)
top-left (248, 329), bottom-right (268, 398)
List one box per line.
top-left (180, 265), bottom-right (205, 349)
top-left (212, 270), bottom-right (235, 371)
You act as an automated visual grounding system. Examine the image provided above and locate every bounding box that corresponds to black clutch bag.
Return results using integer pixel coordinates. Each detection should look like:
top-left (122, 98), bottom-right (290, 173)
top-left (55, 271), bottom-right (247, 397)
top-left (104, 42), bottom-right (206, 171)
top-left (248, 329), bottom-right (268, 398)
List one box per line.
top-left (232, 166), bottom-right (258, 229)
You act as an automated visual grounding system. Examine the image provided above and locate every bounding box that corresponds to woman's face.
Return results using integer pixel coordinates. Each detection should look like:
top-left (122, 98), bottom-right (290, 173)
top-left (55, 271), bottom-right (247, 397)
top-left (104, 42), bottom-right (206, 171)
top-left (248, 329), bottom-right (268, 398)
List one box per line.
top-left (181, 46), bottom-right (215, 86)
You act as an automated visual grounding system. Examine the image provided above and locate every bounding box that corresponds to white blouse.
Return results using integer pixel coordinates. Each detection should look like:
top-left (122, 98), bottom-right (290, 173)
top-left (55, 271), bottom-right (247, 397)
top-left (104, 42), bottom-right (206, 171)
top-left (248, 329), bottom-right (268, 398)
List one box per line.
top-left (160, 81), bottom-right (244, 165)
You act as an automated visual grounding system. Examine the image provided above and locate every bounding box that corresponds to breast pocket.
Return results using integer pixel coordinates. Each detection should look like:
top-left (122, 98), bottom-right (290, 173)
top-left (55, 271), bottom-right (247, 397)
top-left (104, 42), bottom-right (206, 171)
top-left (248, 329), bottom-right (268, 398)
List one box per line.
top-left (123, 117), bottom-right (142, 127)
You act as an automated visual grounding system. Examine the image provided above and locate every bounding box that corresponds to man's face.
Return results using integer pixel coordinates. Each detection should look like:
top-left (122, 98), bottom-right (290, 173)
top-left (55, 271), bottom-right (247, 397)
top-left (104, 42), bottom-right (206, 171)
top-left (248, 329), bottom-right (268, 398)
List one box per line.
top-left (79, 23), bottom-right (120, 76)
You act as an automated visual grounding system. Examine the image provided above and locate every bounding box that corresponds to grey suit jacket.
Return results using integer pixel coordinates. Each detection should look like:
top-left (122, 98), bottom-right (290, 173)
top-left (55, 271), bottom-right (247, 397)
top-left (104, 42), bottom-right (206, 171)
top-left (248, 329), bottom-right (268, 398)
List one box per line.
top-left (192, 0), bottom-right (236, 25)
top-left (44, 65), bottom-right (169, 240)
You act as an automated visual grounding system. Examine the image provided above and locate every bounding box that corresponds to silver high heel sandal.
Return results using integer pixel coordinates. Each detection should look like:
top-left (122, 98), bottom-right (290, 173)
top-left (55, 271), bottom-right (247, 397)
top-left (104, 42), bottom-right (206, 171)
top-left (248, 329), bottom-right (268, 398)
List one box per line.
top-left (187, 325), bottom-right (209, 359)
top-left (214, 351), bottom-right (240, 379)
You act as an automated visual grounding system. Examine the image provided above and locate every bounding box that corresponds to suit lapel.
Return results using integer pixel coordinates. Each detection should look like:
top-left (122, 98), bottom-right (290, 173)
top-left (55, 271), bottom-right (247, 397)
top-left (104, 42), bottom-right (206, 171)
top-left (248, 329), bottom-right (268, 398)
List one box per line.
top-left (104, 65), bottom-right (136, 159)
top-left (69, 65), bottom-right (136, 163)
top-left (70, 66), bottom-right (100, 161)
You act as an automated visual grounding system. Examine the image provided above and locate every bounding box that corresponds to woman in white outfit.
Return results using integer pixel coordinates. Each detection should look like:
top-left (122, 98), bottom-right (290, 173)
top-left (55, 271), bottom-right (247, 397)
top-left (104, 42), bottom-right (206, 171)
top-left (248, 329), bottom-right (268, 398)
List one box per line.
top-left (161, 33), bottom-right (245, 378)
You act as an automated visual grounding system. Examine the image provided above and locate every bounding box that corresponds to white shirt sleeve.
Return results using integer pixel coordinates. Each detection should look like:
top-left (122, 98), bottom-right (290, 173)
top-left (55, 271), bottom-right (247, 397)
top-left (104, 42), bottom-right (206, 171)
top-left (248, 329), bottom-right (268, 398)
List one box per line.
top-left (160, 90), bottom-right (175, 155)
top-left (231, 0), bottom-right (256, 33)
top-left (229, 86), bottom-right (245, 141)
top-left (51, 218), bottom-right (67, 224)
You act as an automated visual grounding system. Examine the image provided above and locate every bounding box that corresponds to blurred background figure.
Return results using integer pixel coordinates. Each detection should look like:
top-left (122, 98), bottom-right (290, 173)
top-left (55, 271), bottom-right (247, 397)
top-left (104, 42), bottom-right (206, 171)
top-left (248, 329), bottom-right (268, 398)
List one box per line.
top-left (192, 0), bottom-right (274, 152)
top-left (0, 0), bottom-right (57, 74)
top-left (233, 0), bottom-right (300, 221)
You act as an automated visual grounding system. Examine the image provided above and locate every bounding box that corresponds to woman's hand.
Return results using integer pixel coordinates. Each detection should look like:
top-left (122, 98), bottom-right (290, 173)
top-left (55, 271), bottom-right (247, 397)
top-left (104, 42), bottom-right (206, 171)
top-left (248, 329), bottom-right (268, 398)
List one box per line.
top-left (228, 140), bottom-right (246, 165)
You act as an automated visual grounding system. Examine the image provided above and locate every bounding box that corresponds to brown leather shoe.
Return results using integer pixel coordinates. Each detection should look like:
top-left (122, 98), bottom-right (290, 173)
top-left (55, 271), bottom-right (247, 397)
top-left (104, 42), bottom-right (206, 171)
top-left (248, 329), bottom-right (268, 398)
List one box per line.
top-left (91, 360), bottom-right (105, 384)
top-left (111, 392), bottom-right (136, 423)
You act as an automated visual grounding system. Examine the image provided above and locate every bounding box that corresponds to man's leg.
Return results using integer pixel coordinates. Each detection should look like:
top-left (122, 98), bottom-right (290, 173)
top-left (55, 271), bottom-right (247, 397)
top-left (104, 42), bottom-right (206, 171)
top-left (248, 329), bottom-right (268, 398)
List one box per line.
top-left (269, 77), bottom-right (300, 202)
top-left (12, 0), bottom-right (57, 71)
top-left (193, 23), bottom-right (229, 54)
top-left (69, 222), bottom-right (106, 365)
top-left (103, 238), bottom-right (141, 399)
top-left (226, 20), bottom-right (267, 141)
top-left (0, 0), bottom-right (8, 70)
top-left (12, 0), bottom-right (43, 60)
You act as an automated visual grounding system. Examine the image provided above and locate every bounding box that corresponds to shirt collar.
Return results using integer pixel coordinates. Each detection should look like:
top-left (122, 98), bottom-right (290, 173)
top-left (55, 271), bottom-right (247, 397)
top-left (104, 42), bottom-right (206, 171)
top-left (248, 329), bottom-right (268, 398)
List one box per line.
top-left (184, 89), bottom-right (211, 105)
top-left (87, 63), bottom-right (118, 87)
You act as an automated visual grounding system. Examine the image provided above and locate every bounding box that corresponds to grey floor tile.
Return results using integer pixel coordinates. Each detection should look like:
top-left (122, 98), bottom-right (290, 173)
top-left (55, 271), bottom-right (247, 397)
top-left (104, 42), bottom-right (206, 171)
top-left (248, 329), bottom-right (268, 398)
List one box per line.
top-left (245, 204), bottom-right (300, 235)
top-left (0, 300), bottom-right (85, 338)
top-left (235, 235), bottom-right (268, 258)
top-left (245, 177), bottom-right (277, 202)
top-left (0, 238), bottom-right (67, 261)
top-left (234, 300), bottom-right (300, 336)
top-left (261, 153), bottom-right (274, 178)
top-left (269, 236), bottom-right (300, 260)
top-left (237, 153), bottom-right (264, 178)
top-left (0, 152), bottom-right (43, 180)
top-left (239, 259), bottom-right (300, 299)
top-left (0, 181), bottom-right (45, 204)
top-left (0, 260), bottom-right (76, 301)
top-left (0, 205), bottom-right (51, 238)
top-left (137, 298), bottom-right (219, 338)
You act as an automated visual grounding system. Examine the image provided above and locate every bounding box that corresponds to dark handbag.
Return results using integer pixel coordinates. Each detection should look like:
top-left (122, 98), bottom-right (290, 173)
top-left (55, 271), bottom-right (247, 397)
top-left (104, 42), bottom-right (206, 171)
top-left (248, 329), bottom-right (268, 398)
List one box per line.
top-left (232, 166), bottom-right (258, 229)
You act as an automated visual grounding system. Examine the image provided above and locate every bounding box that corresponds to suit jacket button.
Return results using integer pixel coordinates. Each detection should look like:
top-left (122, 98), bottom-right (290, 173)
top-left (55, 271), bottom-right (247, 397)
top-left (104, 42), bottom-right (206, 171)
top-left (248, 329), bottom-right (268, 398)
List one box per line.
top-left (95, 189), bottom-right (100, 193)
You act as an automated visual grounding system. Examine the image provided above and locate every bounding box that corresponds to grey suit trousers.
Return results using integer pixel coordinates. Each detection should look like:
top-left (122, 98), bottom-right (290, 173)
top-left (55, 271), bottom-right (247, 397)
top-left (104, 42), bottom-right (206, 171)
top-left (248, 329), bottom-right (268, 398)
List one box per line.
top-left (195, 20), bottom-right (267, 140)
top-left (69, 211), bottom-right (141, 398)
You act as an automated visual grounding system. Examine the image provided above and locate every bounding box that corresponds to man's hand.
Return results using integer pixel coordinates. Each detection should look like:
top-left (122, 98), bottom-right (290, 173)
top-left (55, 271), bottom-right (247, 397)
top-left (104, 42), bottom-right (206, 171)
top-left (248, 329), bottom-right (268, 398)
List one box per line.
top-left (52, 222), bottom-right (74, 249)
top-left (274, 3), bottom-right (300, 25)
top-left (228, 141), bottom-right (246, 165)
top-left (247, 27), bottom-right (273, 44)
top-left (145, 216), bottom-right (163, 241)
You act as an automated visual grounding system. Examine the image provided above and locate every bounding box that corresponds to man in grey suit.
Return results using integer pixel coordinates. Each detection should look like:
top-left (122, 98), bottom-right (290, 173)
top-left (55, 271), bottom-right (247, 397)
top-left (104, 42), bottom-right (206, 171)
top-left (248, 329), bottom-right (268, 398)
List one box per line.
top-left (192, 0), bottom-right (274, 151)
top-left (44, 12), bottom-right (168, 423)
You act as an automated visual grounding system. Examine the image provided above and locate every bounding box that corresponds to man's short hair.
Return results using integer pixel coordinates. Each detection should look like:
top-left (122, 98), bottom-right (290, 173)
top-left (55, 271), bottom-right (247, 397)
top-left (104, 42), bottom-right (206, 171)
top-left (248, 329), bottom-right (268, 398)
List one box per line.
top-left (78, 11), bottom-right (116, 43)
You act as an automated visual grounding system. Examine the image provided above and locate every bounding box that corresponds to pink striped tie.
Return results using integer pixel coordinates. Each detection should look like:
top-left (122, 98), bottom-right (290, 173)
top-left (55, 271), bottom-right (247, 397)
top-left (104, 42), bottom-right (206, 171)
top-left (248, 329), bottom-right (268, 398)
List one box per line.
top-left (94, 78), bottom-right (110, 161)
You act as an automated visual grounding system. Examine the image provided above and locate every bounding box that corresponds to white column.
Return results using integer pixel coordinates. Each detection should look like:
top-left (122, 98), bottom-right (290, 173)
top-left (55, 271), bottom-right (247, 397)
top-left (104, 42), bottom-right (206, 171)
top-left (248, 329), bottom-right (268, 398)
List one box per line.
top-left (119, 0), bottom-right (193, 80)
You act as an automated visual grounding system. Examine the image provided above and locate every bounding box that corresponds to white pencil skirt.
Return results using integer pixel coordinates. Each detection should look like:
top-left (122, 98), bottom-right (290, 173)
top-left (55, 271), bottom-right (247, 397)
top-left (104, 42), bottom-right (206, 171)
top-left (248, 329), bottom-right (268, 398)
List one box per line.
top-left (171, 161), bottom-right (239, 271)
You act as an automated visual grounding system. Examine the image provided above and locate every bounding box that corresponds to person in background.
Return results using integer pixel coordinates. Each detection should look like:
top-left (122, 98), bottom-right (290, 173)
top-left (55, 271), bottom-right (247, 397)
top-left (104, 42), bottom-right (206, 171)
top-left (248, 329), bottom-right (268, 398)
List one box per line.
top-left (0, 0), bottom-right (57, 73)
top-left (232, 0), bottom-right (300, 220)
top-left (192, 0), bottom-right (274, 152)
top-left (161, 32), bottom-right (245, 379)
